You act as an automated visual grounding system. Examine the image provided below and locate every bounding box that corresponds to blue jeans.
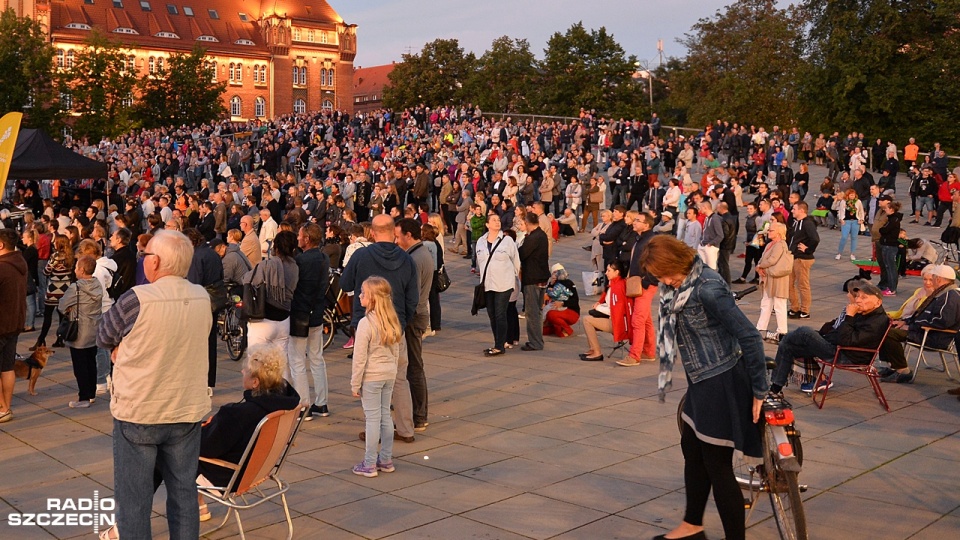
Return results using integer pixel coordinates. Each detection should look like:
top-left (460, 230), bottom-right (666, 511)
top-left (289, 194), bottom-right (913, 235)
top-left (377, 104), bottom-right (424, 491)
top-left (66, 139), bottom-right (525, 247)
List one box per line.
top-left (522, 284), bottom-right (545, 349)
top-left (485, 290), bottom-right (512, 350)
top-left (96, 347), bottom-right (111, 385)
top-left (25, 294), bottom-right (36, 329)
top-left (878, 244), bottom-right (900, 293)
top-left (113, 420), bottom-right (202, 540)
top-left (838, 220), bottom-right (859, 255)
top-left (772, 326), bottom-right (838, 388)
top-left (361, 379), bottom-right (395, 466)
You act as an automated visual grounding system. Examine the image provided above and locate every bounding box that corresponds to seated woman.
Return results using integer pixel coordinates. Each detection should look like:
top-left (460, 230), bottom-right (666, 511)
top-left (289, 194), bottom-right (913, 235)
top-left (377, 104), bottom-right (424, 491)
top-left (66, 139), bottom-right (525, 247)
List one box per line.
top-left (543, 264), bottom-right (580, 338)
top-left (905, 236), bottom-right (937, 272)
top-left (579, 261), bottom-right (632, 361)
top-left (98, 344), bottom-right (300, 540)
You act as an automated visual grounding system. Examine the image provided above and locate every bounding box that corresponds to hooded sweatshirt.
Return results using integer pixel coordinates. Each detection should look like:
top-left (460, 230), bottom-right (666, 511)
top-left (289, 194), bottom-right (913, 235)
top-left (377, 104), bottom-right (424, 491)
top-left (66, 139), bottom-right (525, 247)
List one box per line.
top-left (340, 241), bottom-right (418, 328)
top-left (0, 251), bottom-right (27, 335)
top-left (94, 256), bottom-right (119, 313)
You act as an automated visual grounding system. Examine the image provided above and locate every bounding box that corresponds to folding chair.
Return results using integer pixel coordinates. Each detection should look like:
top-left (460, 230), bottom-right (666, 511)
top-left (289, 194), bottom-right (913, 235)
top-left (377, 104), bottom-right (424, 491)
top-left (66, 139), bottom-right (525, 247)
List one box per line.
top-left (198, 406), bottom-right (308, 540)
top-left (813, 322), bottom-right (893, 412)
top-left (903, 326), bottom-right (960, 382)
top-left (608, 340), bottom-right (630, 360)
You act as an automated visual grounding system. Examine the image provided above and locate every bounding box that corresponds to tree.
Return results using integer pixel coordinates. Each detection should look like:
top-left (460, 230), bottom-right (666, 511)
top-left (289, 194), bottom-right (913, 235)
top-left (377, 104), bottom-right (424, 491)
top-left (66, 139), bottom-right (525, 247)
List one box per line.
top-left (134, 45), bottom-right (225, 128)
top-left (465, 36), bottom-right (537, 113)
top-left (0, 8), bottom-right (62, 133)
top-left (665, 0), bottom-right (806, 129)
top-left (64, 31), bottom-right (137, 139)
top-left (382, 39), bottom-right (476, 110)
top-left (801, 0), bottom-right (960, 148)
top-left (536, 22), bottom-right (640, 117)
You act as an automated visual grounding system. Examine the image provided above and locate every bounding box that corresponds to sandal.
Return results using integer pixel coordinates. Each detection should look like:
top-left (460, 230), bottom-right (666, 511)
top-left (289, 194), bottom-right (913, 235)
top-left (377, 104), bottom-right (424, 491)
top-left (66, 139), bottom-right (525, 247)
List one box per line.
top-left (99, 524), bottom-right (119, 540)
top-left (199, 503), bottom-right (211, 522)
top-left (483, 348), bottom-right (505, 357)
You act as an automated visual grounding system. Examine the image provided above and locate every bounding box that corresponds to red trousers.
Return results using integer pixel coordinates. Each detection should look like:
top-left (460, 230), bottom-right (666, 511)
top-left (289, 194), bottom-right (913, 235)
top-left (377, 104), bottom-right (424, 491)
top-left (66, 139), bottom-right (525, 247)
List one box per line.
top-left (543, 308), bottom-right (580, 338)
top-left (629, 286), bottom-right (657, 359)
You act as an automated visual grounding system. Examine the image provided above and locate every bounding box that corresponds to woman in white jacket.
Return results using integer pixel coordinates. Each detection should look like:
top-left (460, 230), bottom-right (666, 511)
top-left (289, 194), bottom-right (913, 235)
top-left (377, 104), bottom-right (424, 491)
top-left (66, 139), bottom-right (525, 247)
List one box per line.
top-left (565, 177), bottom-right (583, 219)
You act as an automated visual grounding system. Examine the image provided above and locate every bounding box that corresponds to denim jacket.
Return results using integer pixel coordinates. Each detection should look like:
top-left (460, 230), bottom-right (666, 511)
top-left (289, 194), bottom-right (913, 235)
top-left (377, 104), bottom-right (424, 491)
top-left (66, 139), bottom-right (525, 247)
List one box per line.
top-left (675, 268), bottom-right (768, 399)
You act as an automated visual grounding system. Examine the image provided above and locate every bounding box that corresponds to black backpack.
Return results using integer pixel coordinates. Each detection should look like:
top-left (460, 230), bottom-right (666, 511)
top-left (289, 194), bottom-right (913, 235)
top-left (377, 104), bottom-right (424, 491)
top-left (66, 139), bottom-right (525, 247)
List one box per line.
top-left (106, 269), bottom-right (125, 300)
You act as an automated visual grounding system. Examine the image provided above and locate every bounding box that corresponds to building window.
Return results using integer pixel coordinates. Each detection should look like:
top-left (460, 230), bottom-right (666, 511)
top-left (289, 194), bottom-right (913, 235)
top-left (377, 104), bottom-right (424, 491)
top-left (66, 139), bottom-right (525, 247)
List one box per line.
top-left (236, 63), bottom-right (242, 82)
top-left (320, 31), bottom-right (328, 44)
top-left (166, 4), bottom-right (177, 15)
top-left (322, 99), bottom-right (333, 110)
top-left (328, 68), bottom-right (334, 87)
top-left (230, 96), bottom-right (242, 116)
top-left (66, 50), bottom-right (75, 69)
top-left (140, 1), bottom-right (151, 11)
top-left (157, 57), bottom-right (164, 72)
top-left (208, 9), bottom-right (219, 19)
top-left (294, 99), bottom-right (306, 114)
top-left (148, 56), bottom-right (155, 74)
top-left (113, 0), bottom-right (123, 6)
top-left (307, 30), bottom-right (314, 42)
top-left (183, 6), bottom-right (193, 16)
top-left (56, 49), bottom-right (64, 68)
top-left (229, 63), bottom-right (235, 82)
top-left (205, 61), bottom-right (216, 82)
top-left (239, 13), bottom-right (248, 22)
top-left (61, 92), bottom-right (73, 110)
top-left (355, 97), bottom-right (360, 103)
top-left (320, 68), bottom-right (326, 86)
top-left (122, 94), bottom-right (134, 107)
top-left (293, 27), bottom-right (301, 41)
top-left (255, 97), bottom-right (265, 117)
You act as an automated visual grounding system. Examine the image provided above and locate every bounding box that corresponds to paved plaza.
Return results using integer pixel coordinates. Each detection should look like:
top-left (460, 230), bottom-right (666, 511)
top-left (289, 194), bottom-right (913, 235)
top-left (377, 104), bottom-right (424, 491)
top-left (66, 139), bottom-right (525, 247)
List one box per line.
top-left (2, 168), bottom-right (960, 539)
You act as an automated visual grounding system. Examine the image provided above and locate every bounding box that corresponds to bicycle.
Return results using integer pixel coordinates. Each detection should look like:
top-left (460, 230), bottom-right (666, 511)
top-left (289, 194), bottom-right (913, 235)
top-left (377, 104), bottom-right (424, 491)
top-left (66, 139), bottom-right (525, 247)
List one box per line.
top-left (216, 286), bottom-right (246, 361)
top-left (676, 375), bottom-right (808, 539)
top-left (321, 268), bottom-right (354, 350)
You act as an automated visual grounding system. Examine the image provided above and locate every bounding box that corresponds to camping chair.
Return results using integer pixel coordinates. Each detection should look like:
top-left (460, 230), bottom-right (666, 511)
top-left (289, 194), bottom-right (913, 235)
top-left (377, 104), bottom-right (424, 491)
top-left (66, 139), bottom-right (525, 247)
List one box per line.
top-left (903, 326), bottom-right (960, 382)
top-left (198, 406), bottom-right (308, 540)
top-left (813, 322), bottom-right (893, 412)
top-left (608, 340), bottom-right (630, 360)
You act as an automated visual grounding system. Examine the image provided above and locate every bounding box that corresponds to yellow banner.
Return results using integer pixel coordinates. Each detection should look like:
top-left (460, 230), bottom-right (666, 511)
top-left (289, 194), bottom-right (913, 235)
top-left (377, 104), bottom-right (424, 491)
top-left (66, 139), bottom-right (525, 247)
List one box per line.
top-left (0, 112), bottom-right (24, 200)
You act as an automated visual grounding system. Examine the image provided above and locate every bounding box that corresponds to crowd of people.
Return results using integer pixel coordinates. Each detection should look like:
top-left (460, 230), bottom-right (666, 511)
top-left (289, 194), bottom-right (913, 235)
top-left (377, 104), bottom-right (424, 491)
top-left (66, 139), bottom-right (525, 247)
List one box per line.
top-left (2, 105), bottom-right (960, 540)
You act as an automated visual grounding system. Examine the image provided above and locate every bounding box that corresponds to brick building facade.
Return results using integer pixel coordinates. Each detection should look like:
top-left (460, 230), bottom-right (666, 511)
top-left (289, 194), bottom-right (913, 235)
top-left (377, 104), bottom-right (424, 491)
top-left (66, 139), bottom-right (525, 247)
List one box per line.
top-left (352, 63), bottom-right (394, 114)
top-left (12, 0), bottom-right (356, 118)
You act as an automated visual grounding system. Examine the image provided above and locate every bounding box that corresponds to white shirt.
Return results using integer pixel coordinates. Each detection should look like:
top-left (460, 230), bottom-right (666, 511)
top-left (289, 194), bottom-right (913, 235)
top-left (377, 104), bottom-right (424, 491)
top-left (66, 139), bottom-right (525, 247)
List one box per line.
top-left (475, 233), bottom-right (520, 293)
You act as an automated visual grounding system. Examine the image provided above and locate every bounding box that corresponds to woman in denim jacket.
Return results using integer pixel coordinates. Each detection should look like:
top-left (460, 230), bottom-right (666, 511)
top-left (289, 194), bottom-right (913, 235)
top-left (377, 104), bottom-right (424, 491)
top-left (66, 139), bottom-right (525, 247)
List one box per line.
top-left (640, 235), bottom-right (768, 540)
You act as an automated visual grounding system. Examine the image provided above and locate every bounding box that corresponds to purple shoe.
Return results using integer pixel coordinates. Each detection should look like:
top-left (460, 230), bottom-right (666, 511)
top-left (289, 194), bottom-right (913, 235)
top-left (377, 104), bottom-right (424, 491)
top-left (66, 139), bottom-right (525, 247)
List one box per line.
top-left (376, 460), bottom-right (396, 473)
top-left (352, 462), bottom-right (377, 477)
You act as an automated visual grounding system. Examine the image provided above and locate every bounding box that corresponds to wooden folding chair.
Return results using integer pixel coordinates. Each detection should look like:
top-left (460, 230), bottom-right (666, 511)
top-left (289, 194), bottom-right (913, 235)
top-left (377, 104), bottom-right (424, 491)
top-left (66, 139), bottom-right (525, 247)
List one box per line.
top-left (903, 326), bottom-right (960, 382)
top-left (813, 322), bottom-right (893, 412)
top-left (198, 406), bottom-right (308, 540)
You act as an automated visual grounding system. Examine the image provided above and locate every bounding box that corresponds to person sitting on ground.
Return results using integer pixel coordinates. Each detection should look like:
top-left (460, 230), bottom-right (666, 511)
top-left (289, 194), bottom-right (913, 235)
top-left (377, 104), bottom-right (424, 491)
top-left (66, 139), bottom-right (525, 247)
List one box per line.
top-left (904, 237), bottom-right (938, 271)
top-left (579, 261), bottom-right (632, 362)
top-left (543, 263), bottom-right (580, 338)
top-left (768, 281), bottom-right (891, 395)
top-left (653, 211), bottom-right (675, 235)
top-left (881, 264), bottom-right (960, 383)
top-left (557, 209), bottom-right (578, 237)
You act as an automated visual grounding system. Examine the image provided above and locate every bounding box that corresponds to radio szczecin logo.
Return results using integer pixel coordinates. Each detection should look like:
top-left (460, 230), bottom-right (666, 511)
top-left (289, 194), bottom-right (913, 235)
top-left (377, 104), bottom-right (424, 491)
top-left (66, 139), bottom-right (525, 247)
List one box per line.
top-left (7, 491), bottom-right (115, 533)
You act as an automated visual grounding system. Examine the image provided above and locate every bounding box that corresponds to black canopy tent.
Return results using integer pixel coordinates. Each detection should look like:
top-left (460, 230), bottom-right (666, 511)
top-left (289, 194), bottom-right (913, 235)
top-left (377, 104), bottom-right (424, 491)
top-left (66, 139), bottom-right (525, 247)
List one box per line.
top-left (9, 128), bottom-right (107, 180)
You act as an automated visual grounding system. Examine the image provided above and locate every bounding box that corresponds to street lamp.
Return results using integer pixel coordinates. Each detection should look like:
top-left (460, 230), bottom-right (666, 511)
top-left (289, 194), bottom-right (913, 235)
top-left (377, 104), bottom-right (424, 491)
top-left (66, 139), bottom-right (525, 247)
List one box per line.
top-left (634, 61), bottom-right (654, 116)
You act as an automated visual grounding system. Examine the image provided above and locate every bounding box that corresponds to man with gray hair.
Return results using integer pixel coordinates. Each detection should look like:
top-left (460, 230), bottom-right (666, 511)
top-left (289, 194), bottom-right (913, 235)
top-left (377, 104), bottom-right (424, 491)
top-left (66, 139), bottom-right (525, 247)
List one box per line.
top-left (98, 230), bottom-right (212, 538)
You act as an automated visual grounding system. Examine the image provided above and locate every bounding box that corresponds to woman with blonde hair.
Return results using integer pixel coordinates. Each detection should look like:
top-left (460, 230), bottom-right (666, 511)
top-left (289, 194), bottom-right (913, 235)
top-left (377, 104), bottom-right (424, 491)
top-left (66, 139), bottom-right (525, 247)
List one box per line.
top-left (755, 222), bottom-right (792, 343)
top-left (351, 276), bottom-right (403, 477)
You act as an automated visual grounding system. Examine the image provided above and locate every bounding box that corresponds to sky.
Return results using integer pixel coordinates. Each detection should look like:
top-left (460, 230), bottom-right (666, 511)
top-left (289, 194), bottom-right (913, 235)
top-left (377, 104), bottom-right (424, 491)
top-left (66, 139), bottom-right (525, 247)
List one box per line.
top-left (335, 0), bottom-right (726, 69)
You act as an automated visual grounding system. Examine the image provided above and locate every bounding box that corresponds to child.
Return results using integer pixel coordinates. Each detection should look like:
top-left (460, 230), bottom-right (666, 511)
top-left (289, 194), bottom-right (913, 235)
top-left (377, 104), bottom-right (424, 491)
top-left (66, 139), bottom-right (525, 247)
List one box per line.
top-left (468, 204), bottom-right (486, 272)
top-left (351, 276), bottom-right (403, 478)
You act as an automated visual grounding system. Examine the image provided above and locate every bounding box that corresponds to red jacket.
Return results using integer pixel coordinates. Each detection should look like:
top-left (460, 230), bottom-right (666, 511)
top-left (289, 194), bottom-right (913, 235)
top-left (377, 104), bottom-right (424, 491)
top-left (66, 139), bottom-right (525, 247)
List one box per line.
top-left (608, 277), bottom-right (633, 342)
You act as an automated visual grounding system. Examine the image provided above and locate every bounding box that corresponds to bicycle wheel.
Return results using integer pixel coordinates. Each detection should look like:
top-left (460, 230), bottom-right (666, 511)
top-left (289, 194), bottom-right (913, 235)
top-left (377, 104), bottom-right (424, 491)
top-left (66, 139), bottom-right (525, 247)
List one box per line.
top-left (321, 309), bottom-right (335, 350)
top-left (763, 425), bottom-right (808, 540)
top-left (224, 308), bottom-right (246, 361)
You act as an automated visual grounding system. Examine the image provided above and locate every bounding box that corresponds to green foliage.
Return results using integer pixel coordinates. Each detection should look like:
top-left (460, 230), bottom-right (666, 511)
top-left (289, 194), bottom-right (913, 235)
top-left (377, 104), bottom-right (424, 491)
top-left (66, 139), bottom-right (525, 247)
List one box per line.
top-left (665, 0), bottom-right (806, 129)
top-left (0, 9), bottom-right (62, 134)
top-left (134, 45), bottom-right (226, 129)
top-left (536, 22), bottom-right (640, 117)
top-left (465, 36), bottom-right (537, 113)
top-left (383, 39), bottom-right (476, 109)
top-left (800, 0), bottom-right (960, 148)
top-left (64, 31), bottom-right (137, 139)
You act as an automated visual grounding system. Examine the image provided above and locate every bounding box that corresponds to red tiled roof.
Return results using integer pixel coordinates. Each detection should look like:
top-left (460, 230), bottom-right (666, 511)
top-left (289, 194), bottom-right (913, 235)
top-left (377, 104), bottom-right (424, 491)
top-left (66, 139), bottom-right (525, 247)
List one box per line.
top-left (353, 63), bottom-right (394, 96)
top-left (49, 0), bottom-right (344, 56)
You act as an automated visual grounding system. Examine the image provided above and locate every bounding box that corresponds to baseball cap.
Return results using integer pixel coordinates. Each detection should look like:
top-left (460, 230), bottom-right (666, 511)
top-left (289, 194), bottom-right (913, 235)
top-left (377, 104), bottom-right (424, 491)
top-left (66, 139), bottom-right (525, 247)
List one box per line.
top-left (208, 238), bottom-right (225, 249)
top-left (930, 265), bottom-right (957, 281)
top-left (850, 281), bottom-right (883, 300)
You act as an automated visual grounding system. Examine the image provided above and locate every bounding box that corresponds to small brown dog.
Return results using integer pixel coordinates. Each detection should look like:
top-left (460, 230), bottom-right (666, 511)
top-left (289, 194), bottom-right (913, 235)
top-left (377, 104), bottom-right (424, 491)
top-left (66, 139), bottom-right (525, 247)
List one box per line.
top-left (13, 346), bottom-right (52, 396)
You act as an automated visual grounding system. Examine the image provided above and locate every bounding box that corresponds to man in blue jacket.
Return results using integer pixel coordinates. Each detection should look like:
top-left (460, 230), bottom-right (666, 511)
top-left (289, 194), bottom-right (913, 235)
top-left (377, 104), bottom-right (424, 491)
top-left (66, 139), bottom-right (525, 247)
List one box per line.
top-left (289, 223), bottom-right (331, 419)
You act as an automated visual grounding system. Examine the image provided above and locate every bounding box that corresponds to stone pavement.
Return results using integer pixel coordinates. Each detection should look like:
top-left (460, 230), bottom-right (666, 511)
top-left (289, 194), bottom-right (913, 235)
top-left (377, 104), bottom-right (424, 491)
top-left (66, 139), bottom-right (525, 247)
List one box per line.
top-left (2, 165), bottom-right (960, 539)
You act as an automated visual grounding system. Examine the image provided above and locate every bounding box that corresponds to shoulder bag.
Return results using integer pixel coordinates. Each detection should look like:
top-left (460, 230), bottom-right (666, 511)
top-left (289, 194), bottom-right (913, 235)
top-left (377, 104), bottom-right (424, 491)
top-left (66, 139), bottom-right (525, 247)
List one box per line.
top-left (625, 276), bottom-right (644, 298)
top-left (471, 237), bottom-right (505, 316)
top-left (436, 265), bottom-right (451, 292)
top-left (56, 287), bottom-right (81, 342)
top-left (242, 263), bottom-right (267, 320)
top-left (769, 245), bottom-right (795, 278)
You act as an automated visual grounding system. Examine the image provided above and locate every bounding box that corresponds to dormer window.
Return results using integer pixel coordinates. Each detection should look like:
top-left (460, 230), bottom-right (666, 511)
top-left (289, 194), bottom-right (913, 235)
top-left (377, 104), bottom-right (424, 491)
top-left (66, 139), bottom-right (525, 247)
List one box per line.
top-left (140, 1), bottom-right (151, 11)
top-left (208, 9), bottom-right (219, 19)
top-left (113, 0), bottom-right (123, 7)
top-left (66, 23), bottom-right (92, 30)
top-left (238, 13), bottom-right (248, 22)
top-left (235, 39), bottom-right (255, 46)
top-left (166, 4), bottom-right (177, 15)
top-left (155, 31), bottom-right (180, 39)
top-left (197, 35), bottom-right (218, 42)
top-left (113, 27), bottom-right (139, 35)
top-left (183, 6), bottom-right (194, 16)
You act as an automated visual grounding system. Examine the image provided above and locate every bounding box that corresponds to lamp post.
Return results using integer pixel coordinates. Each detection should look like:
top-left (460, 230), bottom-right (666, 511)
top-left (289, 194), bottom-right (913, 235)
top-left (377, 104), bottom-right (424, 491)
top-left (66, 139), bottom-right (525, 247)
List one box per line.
top-left (634, 61), bottom-right (654, 116)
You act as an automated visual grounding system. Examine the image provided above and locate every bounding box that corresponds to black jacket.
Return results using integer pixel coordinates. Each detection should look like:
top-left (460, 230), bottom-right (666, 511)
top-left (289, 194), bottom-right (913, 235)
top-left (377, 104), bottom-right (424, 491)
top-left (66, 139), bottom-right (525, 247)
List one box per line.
top-left (518, 228), bottom-right (551, 286)
top-left (787, 216), bottom-right (820, 259)
top-left (291, 247), bottom-right (330, 328)
top-left (629, 230), bottom-right (657, 288)
top-left (599, 218), bottom-right (626, 262)
top-left (110, 244), bottom-right (137, 298)
top-left (823, 306), bottom-right (890, 365)
top-left (616, 227), bottom-right (638, 264)
top-left (878, 212), bottom-right (902, 246)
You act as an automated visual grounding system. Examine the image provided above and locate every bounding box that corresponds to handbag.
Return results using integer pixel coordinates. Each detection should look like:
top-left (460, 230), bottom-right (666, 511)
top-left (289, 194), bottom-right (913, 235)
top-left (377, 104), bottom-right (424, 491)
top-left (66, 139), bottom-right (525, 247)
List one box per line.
top-left (769, 247), bottom-right (795, 278)
top-left (56, 288), bottom-right (81, 342)
top-left (435, 265), bottom-right (451, 292)
top-left (471, 237), bottom-right (504, 316)
top-left (242, 263), bottom-right (267, 320)
top-left (625, 276), bottom-right (644, 298)
top-left (205, 280), bottom-right (231, 313)
top-left (589, 189), bottom-right (603, 204)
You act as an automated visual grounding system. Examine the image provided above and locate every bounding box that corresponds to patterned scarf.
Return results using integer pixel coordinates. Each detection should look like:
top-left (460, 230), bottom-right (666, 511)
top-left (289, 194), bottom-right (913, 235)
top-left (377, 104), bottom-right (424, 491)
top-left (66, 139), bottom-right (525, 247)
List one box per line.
top-left (656, 256), bottom-right (705, 403)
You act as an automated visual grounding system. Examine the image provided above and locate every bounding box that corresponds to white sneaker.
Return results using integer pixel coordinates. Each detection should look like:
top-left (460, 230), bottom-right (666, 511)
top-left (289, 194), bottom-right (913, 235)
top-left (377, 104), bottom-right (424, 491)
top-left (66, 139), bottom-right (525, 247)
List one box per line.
top-left (834, 253), bottom-right (841, 260)
top-left (423, 329), bottom-right (436, 338)
top-left (96, 383), bottom-right (108, 395)
top-left (850, 254), bottom-right (856, 261)
top-left (68, 400), bottom-right (92, 408)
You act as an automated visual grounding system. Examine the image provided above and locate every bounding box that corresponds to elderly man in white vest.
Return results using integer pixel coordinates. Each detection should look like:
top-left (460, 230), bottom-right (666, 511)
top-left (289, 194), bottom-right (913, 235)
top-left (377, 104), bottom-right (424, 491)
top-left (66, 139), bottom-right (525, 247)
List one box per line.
top-left (97, 230), bottom-right (212, 539)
